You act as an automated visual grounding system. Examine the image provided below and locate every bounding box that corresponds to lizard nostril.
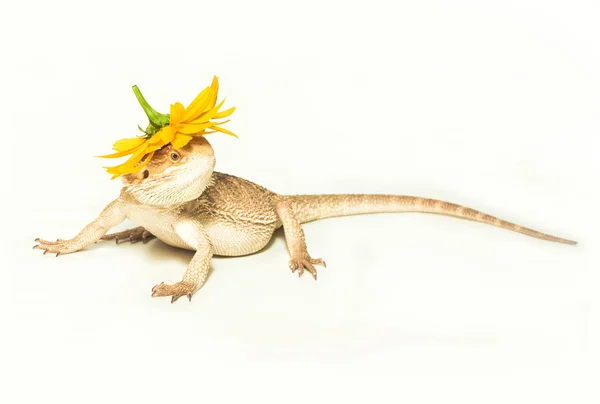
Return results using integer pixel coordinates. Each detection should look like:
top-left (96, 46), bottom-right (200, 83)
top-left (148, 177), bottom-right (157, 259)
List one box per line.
top-left (143, 170), bottom-right (149, 179)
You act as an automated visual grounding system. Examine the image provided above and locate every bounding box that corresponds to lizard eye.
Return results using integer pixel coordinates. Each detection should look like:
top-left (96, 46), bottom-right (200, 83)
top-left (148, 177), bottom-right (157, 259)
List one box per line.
top-left (170, 152), bottom-right (180, 162)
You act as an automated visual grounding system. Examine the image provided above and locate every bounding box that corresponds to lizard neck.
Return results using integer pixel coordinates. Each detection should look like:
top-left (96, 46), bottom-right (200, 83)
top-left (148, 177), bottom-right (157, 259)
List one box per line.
top-left (120, 171), bottom-right (216, 208)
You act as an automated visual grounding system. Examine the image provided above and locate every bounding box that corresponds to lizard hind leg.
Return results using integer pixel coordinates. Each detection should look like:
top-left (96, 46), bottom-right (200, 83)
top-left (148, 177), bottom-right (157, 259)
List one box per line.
top-left (275, 197), bottom-right (326, 280)
top-left (101, 226), bottom-right (155, 244)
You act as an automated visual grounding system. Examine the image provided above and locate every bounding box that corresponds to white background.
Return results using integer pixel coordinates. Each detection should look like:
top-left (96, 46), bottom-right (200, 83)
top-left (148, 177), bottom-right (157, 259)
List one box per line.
top-left (1, 1), bottom-right (598, 403)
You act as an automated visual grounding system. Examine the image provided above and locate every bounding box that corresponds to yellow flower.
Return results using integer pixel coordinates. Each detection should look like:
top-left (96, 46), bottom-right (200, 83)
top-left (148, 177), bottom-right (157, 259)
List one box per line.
top-left (99, 76), bottom-right (237, 179)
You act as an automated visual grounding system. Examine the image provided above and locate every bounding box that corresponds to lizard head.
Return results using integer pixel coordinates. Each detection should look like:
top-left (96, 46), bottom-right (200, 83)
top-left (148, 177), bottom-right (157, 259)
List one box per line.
top-left (121, 137), bottom-right (216, 207)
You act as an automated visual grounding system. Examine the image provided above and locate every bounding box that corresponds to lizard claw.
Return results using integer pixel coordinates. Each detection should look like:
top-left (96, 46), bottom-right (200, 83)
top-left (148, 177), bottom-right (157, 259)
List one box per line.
top-left (151, 281), bottom-right (196, 303)
top-left (33, 238), bottom-right (78, 256)
top-left (288, 256), bottom-right (326, 280)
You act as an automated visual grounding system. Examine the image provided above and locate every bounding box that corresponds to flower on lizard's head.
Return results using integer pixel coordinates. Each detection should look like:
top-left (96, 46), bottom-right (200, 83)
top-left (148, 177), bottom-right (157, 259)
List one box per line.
top-left (99, 76), bottom-right (237, 179)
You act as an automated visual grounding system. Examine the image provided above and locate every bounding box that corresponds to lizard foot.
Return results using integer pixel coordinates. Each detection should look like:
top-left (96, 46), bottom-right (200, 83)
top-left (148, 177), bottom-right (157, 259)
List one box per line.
top-left (33, 238), bottom-right (78, 256)
top-left (289, 256), bottom-right (326, 280)
top-left (151, 281), bottom-right (196, 303)
top-left (101, 227), bottom-right (155, 244)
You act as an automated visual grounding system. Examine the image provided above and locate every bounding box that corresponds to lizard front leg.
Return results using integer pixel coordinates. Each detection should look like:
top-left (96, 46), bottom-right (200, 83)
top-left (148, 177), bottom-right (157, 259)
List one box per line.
top-left (34, 199), bottom-right (127, 256)
top-left (274, 197), bottom-right (326, 279)
top-left (151, 220), bottom-right (213, 303)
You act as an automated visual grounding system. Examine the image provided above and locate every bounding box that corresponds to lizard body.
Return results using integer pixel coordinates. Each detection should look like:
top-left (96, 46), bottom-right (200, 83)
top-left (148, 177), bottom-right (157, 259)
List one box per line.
top-left (34, 137), bottom-right (576, 302)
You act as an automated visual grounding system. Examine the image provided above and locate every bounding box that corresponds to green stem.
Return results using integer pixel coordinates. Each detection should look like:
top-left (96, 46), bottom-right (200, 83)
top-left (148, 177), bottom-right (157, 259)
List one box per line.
top-left (132, 85), bottom-right (170, 128)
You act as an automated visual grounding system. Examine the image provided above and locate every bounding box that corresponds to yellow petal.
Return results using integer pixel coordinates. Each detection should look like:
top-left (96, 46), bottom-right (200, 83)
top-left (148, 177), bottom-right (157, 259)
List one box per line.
top-left (130, 150), bottom-right (155, 174)
top-left (106, 149), bottom-right (154, 179)
top-left (147, 134), bottom-right (163, 146)
top-left (184, 87), bottom-right (209, 116)
top-left (196, 130), bottom-right (215, 135)
top-left (206, 75), bottom-right (219, 110)
top-left (183, 76), bottom-right (219, 121)
top-left (170, 102), bottom-right (185, 126)
top-left (183, 87), bottom-right (211, 121)
top-left (106, 165), bottom-right (124, 175)
top-left (186, 99), bottom-right (226, 125)
top-left (211, 125), bottom-right (238, 138)
top-left (171, 134), bottom-right (194, 149)
top-left (154, 126), bottom-right (177, 145)
top-left (213, 106), bottom-right (236, 119)
top-left (113, 137), bottom-right (146, 152)
top-left (116, 148), bottom-right (149, 171)
top-left (122, 141), bottom-right (163, 170)
top-left (98, 142), bottom-right (147, 158)
top-left (178, 121), bottom-right (215, 135)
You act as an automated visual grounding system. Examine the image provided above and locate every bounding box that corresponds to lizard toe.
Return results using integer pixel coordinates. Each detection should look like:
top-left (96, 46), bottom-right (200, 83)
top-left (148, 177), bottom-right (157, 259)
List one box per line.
top-left (102, 227), bottom-right (155, 245)
top-left (288, 256), bottom-right (325, 280)
top-left (34, 238), bottom-right (77, 256)
top-left (151, 281), bottom-right (196, 303)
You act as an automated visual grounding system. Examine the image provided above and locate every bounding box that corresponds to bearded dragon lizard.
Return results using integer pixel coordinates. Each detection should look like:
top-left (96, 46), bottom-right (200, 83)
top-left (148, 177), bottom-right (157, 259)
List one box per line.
top-left (34, 137), bottom-right (577, 302)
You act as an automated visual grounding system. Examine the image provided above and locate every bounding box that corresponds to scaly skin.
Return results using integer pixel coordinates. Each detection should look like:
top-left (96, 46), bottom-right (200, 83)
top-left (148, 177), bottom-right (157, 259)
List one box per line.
top-left (34, 137), bottom-right (576, 303)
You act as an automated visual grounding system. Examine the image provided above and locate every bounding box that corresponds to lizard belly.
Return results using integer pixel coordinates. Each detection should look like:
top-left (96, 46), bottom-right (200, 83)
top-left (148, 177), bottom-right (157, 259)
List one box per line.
top-left (199, 213), bottom-right (276, 256)
top-left (126, 204), bottom-right (276, 254)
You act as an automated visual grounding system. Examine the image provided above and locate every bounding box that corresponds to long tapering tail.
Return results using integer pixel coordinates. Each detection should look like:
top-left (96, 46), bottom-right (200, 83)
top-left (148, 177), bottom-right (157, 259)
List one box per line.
top-left (288, 194), bottom-right (576, 245)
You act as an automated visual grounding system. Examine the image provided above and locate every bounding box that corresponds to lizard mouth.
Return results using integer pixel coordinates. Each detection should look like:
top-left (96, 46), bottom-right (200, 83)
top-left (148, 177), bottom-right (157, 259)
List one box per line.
top-left (161, 159), bottom-right (209, 183)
